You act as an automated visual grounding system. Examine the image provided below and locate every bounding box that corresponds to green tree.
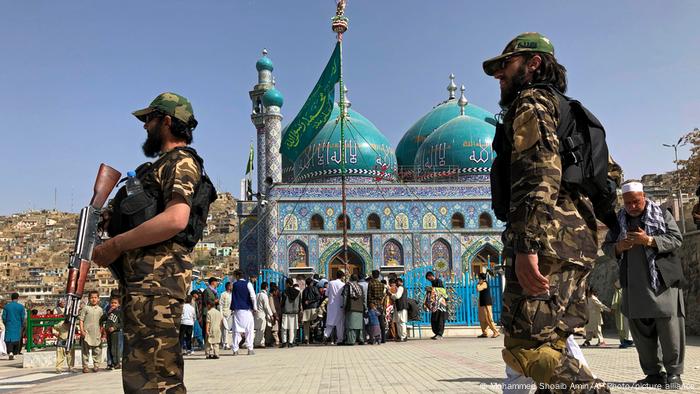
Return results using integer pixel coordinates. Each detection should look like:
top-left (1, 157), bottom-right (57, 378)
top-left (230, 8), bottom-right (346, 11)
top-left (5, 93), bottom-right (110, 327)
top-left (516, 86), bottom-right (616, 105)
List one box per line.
top-left (674, 128), bottom-right (700, 193)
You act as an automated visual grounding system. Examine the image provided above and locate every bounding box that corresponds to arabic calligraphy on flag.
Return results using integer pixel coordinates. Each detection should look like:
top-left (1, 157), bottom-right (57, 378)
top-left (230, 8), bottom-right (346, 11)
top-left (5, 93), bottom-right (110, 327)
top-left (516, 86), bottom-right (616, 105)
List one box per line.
top-left (279, 42), bottom-right (341, 162)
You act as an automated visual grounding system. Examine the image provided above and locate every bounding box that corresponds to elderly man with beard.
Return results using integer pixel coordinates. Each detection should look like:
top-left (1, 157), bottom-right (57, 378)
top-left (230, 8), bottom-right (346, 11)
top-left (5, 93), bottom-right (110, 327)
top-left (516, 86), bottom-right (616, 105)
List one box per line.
top-left (484, 33), bottom-right (613, 393)
top-left (603, 182), bottom-right (685, 390)
top-left (92, 92), bottom-right (203, 393)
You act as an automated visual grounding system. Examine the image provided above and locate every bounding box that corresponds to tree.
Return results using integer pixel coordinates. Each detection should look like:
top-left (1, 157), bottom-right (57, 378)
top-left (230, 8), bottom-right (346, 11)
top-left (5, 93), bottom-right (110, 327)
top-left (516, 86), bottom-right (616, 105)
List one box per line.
top-left (674, 128), bottom-right (700, 194)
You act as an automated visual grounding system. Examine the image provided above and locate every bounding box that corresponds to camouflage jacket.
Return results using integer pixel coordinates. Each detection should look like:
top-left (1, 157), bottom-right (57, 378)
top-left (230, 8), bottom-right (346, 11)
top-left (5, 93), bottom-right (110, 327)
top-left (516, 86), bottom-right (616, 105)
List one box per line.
top-left (502, 87), bottom-right (599, 266)
top-left (123, 148), bottom-right (201, 300)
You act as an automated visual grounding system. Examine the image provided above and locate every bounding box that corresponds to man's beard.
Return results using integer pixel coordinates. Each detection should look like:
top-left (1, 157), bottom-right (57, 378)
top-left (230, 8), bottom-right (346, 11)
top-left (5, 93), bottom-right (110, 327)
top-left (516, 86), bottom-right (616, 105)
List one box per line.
top-left (499, 63), bottom-right (529, 108)
top-left (142, 123), bottom-right (163, 158)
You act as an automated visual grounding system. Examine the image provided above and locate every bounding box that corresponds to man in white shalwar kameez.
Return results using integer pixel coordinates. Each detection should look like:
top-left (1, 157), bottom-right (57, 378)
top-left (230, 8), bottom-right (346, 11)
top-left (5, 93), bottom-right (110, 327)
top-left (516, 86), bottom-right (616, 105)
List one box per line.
top-left (230, 270), bottom-right (257, 355)
top-left (323, 270), bottom-right (346, 344)
top-left (254, 282), bottom-right (273, 348)
top-left (218, 282), bottom-right (233, 350)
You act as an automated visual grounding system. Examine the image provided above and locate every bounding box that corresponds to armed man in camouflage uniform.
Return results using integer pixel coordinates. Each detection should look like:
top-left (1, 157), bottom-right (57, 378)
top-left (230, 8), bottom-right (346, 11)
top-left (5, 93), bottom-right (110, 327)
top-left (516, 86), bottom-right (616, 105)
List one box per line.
top-left (93, 92), bottom-right (201, 393)
top-left (484, 33), bottom-right (610, 393)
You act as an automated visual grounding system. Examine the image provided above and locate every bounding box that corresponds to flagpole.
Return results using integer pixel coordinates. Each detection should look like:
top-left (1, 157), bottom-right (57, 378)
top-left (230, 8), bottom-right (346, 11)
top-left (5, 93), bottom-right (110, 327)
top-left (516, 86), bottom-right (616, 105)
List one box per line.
top-left (332, 1), bottom-right (350, 277)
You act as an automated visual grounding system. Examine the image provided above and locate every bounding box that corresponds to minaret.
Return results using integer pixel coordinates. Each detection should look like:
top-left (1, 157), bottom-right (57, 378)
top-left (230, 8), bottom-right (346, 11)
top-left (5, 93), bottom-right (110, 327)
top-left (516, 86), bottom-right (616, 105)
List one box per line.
top-left (259, 74), bottom-right (284, 270)
top-left (250, 49), bottom-right (274, 199)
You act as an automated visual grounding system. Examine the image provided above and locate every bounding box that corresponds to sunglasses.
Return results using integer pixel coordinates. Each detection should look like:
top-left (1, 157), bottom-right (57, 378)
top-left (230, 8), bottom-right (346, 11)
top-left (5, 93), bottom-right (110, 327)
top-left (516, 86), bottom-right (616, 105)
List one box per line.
top-left (498, 55), bottom-right (521, 71)
top-left (144, 112), bottom-right (163, 123)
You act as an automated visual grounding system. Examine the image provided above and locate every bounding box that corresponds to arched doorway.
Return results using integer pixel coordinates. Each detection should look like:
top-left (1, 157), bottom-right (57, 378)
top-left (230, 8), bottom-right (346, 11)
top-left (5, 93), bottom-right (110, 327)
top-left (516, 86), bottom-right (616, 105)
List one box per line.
top-left (470, 244), bottom-right (500, 279)
top-left (328, 248), bottom-right (365, 278)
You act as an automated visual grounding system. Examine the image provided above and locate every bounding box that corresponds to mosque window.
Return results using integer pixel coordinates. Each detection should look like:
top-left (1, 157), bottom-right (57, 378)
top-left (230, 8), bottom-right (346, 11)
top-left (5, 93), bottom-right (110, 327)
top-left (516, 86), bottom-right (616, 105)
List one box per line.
top-left (479, 212), bottom-right (493, 228)
top-left (310, 214), bottom-right (324, 230)
top-left (336, 214), bottom-right (351, 230)
top-left (383, 240), bottom-right (403, 266)
top-left (451, 213), bottom-right (465, 229)
top-left (367, 213), bottom-right (381, 230)
top-left (288, 241), bottom-right (308, 268)
top-left (432, 239), bottom-right (452, 273)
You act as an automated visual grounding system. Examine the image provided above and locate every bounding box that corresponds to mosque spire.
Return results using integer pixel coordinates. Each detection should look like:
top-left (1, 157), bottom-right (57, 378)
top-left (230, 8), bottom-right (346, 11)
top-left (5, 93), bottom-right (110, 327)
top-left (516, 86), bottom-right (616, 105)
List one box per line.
top-left (458, 85), bottom-right (468, 115)
top-left (447, 73), bottom-right (457, 100)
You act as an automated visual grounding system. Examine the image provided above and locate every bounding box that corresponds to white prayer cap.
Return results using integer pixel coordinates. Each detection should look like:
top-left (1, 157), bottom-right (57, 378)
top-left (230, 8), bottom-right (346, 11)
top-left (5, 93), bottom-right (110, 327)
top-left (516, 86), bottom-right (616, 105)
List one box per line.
top-left (622, 181), bottom-right (644, 194)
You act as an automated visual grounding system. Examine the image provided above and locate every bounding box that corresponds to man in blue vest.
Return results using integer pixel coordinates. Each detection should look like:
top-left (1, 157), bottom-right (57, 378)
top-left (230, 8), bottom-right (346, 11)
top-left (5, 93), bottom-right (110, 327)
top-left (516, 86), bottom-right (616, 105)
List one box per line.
top-left (230, 270), bottom-right (257, 355)
top-left (2, 293), bottom-right (26, 360)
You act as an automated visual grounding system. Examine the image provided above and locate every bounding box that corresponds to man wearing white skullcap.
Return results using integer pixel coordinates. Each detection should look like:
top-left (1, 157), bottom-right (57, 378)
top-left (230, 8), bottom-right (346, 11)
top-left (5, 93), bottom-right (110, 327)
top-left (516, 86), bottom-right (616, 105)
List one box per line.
top-left (602, 181), bottom-right (686, 389)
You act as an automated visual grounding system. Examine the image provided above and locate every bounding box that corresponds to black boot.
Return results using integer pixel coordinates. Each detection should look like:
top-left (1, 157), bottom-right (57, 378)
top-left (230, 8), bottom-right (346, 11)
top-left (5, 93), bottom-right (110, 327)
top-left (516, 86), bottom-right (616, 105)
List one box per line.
top-left (635, 372), bottom-right (666, 388)
top-left (666, 374), bottom-right (682, 390)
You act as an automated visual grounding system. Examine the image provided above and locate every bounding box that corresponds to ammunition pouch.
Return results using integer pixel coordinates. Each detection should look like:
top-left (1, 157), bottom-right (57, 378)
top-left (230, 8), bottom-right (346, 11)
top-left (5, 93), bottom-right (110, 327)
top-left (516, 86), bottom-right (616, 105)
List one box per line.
top-left (106, 147), bottom-right (216, 250)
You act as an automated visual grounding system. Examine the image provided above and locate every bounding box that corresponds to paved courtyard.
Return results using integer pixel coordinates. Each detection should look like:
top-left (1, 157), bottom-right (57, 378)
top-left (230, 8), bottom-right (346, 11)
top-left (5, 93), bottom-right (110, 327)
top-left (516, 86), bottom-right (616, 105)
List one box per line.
top-left (0, 334), bottom-right (698, 393)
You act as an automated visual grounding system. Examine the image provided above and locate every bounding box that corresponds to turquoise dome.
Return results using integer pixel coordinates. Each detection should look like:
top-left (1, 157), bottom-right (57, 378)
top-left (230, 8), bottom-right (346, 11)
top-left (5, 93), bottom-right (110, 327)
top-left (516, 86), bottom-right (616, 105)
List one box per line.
top-left (396, 99), bottom-right (497, 173)
top-left (262, 88), bottom-right (284, 108)
top-left (256, 56), bottom-right (274, 72)
top-left (288, 103), bottom-right (397, 183)
top-left (414, 114), bottom-right (496, 181)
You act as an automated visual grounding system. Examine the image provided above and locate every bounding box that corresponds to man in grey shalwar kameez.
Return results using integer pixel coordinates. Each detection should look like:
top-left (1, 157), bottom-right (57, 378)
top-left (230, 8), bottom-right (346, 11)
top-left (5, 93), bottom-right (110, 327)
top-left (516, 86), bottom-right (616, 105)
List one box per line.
top-left (603, 182), bottom-right (686, 390)
top-left (342, 274), bottom-right (366, 345)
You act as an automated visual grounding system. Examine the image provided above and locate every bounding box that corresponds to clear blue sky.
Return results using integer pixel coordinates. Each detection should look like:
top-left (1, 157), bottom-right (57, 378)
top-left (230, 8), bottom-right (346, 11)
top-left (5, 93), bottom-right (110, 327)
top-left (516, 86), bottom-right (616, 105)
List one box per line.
top-left (1, 1), bottom-right (698, 215)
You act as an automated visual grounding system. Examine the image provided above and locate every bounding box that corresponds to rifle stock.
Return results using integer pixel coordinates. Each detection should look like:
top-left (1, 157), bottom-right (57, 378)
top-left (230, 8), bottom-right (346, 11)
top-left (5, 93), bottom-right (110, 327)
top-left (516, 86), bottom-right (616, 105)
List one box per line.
top-left (90, 164), bottom-right (121, 208)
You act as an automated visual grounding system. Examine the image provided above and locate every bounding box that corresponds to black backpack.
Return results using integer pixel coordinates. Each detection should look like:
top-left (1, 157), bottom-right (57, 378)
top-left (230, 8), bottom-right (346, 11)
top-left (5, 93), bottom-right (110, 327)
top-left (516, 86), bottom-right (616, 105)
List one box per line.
top-left (491, 85), bottom-right (620, 233)
top-left (407, 298), bottom-right (421, 321)
top-left (107, 147), bottom-right (217, 249)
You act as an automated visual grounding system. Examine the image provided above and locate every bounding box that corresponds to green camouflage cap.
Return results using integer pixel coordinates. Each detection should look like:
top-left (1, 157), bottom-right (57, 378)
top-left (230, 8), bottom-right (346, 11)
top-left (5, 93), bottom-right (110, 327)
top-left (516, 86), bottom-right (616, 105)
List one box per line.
top-left (132, 92), bottom-right (198, 130)
top-left (483, 32), bottom-right (555, 76)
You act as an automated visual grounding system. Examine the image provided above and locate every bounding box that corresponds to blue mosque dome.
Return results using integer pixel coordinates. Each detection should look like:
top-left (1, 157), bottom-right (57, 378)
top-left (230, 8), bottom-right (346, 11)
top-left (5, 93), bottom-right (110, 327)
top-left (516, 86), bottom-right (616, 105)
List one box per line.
top-left (262, 87), bottom-right (284, 108)
top-left (288, 103), bottom-right (397, 183)
top-left (396, 99), bottom-right (497, 171)
top-left (413, 105), bottom-right (496, 181)
top-left (256, 55), bottom-right (274, 72)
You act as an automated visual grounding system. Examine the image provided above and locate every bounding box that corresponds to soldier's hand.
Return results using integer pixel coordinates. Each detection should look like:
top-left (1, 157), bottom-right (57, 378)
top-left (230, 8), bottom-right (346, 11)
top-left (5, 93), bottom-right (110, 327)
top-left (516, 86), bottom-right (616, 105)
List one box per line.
top-left (98, 209), bottom-right (112, 233)
top-left (515, 253), bottom-right (549, 296)
top-left (92, 237), bottom-right (123, 267)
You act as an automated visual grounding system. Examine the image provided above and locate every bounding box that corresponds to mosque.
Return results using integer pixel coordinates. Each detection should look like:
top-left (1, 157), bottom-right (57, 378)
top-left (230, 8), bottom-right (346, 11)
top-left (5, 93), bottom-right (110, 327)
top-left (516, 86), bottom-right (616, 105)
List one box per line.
top-left (237, 47), bottom-right (506, 282)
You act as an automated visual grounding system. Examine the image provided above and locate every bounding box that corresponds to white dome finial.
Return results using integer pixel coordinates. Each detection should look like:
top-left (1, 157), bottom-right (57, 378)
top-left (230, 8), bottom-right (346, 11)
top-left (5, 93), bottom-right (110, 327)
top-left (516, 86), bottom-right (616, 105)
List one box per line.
top-left (458, 85), bottom-right (468, 115)
top-left (447, 73), bottom-right (457, 100)
top-left (343, 85), bottom-right (351, 109)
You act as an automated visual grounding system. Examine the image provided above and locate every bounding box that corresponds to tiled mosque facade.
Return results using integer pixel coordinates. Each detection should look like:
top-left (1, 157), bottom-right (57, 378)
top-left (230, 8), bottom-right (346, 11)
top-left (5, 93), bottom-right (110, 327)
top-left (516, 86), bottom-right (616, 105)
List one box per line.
top-left (238, 55), bottom-right (505, 280)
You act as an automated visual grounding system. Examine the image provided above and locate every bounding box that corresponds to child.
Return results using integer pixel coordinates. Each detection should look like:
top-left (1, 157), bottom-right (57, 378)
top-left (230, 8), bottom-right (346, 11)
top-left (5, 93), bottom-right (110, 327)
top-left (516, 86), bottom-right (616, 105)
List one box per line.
top-left (205, 300), bottom-right (223, 359)
top-left (367, 302), bottom-right (382, 345)
top-left (79, 290), bottom-right (104, 373)
top-left (180, 295), bottom-right (195, 355)
top-left (51, 319), bottom-right (75, 373)
top-left (583, 288), bottom-right (611, 347)
top-left (102, 296), bottom-right (122, 369)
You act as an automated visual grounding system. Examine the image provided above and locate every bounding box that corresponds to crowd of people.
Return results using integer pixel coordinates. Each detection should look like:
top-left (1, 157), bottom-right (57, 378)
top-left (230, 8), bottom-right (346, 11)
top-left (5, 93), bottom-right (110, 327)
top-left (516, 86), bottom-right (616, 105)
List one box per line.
top-left (179, 269), bottom-right (461, 356)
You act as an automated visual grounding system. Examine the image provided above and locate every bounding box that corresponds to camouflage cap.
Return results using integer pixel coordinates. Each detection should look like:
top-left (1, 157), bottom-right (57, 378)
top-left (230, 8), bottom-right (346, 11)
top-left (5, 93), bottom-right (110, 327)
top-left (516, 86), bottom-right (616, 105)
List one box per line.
top-left (132, 92), bottom-right (198, 130)
top-left (483, 32), bottom-right (555, 76)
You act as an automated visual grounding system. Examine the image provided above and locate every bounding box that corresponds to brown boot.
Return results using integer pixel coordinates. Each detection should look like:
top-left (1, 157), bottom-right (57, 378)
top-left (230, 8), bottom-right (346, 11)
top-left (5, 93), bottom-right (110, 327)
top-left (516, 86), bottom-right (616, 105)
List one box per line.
top-left (83, 367), bottom-right (89, 373)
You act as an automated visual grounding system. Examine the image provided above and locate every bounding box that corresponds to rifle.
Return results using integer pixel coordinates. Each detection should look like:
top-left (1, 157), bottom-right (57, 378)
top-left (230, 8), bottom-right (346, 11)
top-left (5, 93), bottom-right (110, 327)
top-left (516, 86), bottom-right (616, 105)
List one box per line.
top-left (64, 164), bottom-right (121, 351)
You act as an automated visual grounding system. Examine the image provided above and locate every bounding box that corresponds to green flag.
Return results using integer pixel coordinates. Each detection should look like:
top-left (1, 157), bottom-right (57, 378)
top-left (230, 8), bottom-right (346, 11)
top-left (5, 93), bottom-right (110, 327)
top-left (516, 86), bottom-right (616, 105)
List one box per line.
top-left (280, 42), bottom-right (341, 162)
top-left (245, 142), bottom-right (254, 175)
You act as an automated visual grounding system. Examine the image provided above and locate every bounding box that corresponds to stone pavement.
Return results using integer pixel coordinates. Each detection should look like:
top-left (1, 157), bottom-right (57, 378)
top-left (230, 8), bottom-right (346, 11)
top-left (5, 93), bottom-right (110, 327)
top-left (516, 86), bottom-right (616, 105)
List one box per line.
top-left (0, 334), bottom-right (698, 393)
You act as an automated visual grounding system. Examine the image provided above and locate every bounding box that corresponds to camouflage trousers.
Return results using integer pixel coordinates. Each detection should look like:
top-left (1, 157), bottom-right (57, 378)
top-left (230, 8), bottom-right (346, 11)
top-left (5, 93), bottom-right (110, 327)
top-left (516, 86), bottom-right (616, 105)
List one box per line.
top-left (122, 293), bottom-right (186, 394)
top-left (501, 256), bottom-right (609, 393)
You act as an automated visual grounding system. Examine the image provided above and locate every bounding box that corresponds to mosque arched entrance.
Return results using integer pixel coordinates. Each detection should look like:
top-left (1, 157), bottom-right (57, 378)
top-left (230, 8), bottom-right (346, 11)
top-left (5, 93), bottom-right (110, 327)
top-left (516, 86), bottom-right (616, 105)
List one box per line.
top-left (328, 248), bottom-right (365, 278)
